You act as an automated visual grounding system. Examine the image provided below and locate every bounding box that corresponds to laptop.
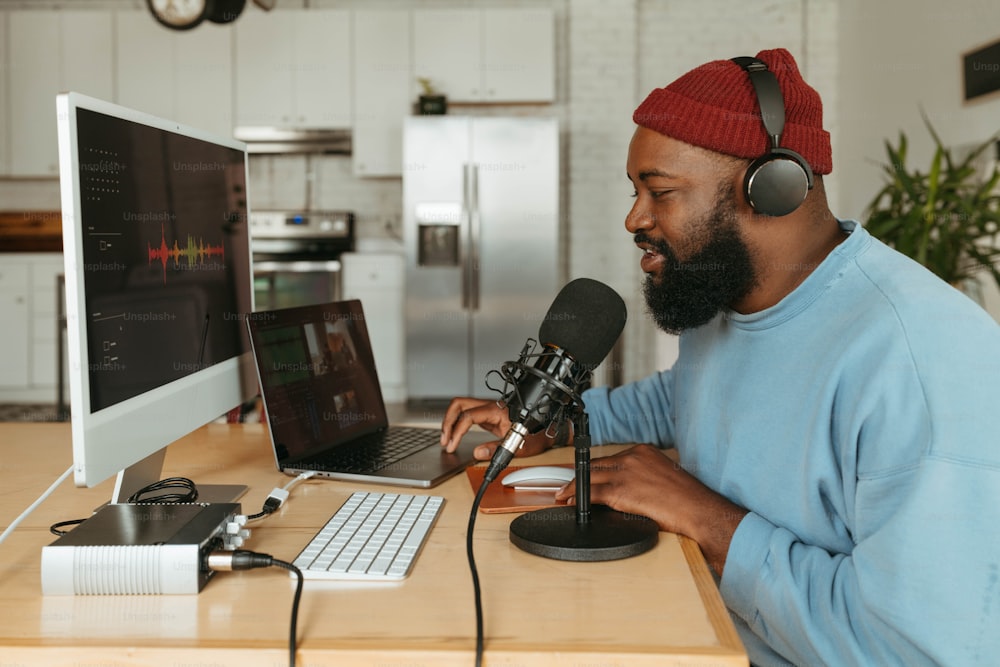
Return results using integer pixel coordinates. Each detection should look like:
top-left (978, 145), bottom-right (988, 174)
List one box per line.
top-left (245, 300), bottom-right (493, 488)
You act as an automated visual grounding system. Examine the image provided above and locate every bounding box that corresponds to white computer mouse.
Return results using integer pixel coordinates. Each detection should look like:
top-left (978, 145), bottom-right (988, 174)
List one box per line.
top-left (501, 465), bottom-right (575, 490)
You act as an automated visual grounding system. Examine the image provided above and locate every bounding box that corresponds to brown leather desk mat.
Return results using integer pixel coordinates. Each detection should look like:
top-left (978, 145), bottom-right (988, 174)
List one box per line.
top-left (465, 463), bottom-right (575, 514)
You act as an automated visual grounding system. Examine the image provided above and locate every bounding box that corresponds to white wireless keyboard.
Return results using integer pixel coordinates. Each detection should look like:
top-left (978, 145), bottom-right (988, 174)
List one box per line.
top-left (292, 491), bottom-right (444, 581)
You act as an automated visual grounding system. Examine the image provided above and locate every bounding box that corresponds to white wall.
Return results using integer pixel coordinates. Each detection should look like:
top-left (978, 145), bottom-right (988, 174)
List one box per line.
top-left (837, 0), bottom-right (1000, 320)
top-left (837, 0), bottom-right (1000, 218)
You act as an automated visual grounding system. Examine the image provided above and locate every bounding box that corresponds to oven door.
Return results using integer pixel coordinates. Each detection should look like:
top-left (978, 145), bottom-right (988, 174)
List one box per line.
top-left (253, 260), bottom-right (342, 311)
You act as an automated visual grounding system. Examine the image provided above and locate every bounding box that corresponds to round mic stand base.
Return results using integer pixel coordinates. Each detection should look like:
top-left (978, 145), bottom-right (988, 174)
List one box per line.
top-left (507, 409), bottom-right (659, 562)
top-left (509, 505), bottom-right (659, 561)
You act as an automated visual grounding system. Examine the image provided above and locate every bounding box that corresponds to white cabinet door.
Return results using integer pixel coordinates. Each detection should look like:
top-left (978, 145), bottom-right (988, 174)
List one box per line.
top-left (116, 12), bottom-right (174, 121)
top-left (175, 24), bottom-right (234, 137)
top-left (30, 255), bottom-right (64, 389)
top-left (235, 11), bottom-right (296, 127)
top-left (235, 9), bottom-right (351, 129)
top-left (63, 11), bottom-right (115, 100)
top-left (0, 12), bottom-right (9, 175)
top-left (117, 12), bottom-right (233, 137)
top-left (482, 9), bottom-right (554, 102)
top-left (341, 252), bottom-right (405, 402)
top-left (9, 11), bottom-right (113, 177)
top-left (413, 8), bottom-right (554, 103)
top-left (412, 10), bottom-right (481, 102)
top-left (294, 11), bottom-right (351, 127)
top-left (0, 261), bottom-right (30, 388)
top-left (353, 10), bottom-right (411, 177)
top-left (9, 12), bottom-right (60, 177)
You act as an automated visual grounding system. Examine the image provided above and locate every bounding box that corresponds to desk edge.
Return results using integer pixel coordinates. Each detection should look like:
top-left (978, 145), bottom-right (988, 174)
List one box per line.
top-left (678, 534), bottom-right (747, 661)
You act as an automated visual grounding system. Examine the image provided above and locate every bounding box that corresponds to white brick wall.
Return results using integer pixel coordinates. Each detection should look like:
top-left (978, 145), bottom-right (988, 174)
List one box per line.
top-left (803, 0), bottom-right (840, 216)
top-left (566, 0), bottom-right (639, 386)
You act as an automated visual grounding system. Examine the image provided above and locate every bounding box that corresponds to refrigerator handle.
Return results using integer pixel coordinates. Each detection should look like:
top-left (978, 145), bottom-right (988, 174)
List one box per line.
top-left (461, 163), bottom-right (473, 310)
top-left (469, 163), bottom-right (481, 311)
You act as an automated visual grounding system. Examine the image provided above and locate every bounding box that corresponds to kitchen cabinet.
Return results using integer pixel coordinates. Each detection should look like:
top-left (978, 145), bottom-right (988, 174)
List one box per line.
top-left (341, 252), bottom-right (405, 403)
top-left (482, 9), bottom-right (556, 102)
top-left (30, 255), bottom-right (64, 390)
top-left (234, 9), bottom-right (351, 129)
top-left (352, 10), bottom-right (411, 177)
top-left (412, 8), bottom-right (554, 103)
top-left (0, 253), bottom-right (63, 402)
top-left (115, 11), bottom-right (233, 138)
top-left (8, 10), bottom-right (113, 177)
top-left (0, 12), bottom-right (9, 175)
top-left (0, 261), bottom-right (30, 388)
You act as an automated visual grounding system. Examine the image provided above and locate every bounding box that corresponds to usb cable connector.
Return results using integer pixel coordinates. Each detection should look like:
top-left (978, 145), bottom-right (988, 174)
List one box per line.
top-left (247, 471), bottom-right (317, 522)
top-left (263, 488), bottom-right (289, 512)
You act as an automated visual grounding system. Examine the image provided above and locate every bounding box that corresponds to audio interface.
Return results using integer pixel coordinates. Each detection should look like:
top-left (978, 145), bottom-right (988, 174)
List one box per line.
top-left (41, 502), bottom-right (247, 595)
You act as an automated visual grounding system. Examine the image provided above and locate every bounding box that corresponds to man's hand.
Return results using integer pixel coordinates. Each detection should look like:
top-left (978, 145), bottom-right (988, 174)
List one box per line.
top-left (439, 397), bottom-right (558, 461)
top-left (555, 444), bottom-right (748, 576)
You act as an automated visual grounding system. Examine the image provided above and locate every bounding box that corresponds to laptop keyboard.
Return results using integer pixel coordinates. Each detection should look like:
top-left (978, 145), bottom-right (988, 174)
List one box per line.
top-left (292, 491), bottom-right (444, 581)
top-left (323, 426), bottom-right (437, 473)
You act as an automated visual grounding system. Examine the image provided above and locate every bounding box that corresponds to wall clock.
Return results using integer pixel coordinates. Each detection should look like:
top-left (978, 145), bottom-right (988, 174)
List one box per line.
top-left (147, 0), bottom-right (247, 31)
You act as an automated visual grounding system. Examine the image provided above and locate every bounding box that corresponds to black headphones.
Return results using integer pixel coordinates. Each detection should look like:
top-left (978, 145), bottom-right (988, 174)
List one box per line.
top-left (732, 56), bottom-right (813, 217)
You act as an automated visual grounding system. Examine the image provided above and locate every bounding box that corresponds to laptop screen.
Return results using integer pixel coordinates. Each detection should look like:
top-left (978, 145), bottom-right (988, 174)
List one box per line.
top-left (247, 300), bottom-right (389, 463)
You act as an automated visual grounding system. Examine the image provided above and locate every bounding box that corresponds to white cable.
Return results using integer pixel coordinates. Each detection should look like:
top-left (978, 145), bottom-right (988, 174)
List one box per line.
top-left (283, 470), bottom-right (317, 491)
top-left (0, 464), bottom-right (74, 546)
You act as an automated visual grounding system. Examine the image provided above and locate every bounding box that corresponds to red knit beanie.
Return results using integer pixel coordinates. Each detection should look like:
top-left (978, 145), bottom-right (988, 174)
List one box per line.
top-left (633, 48), bottom-right (832, 175)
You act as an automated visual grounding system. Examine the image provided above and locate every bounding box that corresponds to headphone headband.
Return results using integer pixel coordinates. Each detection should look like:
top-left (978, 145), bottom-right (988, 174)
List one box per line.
top-left (731, 56), bottom-right (785, 149)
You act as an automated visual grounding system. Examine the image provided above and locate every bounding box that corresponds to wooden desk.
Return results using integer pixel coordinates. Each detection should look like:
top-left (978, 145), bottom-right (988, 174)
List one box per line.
top-left (0, 422), bottom-right (746, 666)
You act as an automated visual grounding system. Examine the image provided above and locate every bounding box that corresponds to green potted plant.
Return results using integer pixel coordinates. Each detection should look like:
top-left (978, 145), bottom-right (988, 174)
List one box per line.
top-left (865, 115), bottom-right (1000, 294)
top-left (416, 77), bottom-right (447, 115)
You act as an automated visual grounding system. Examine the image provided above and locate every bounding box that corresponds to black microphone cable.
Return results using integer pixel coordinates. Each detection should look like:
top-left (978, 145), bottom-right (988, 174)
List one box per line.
top-left (466, 475), bottom-right (491, 667)
top-left (463, 277), bottom-right (627, 665)
top-left (205, 550), bottom-right (304, 667)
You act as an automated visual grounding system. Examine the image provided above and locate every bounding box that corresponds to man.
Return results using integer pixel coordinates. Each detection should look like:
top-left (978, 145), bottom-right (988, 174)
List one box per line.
top-left (440, 48), bottom-right (1000, 666)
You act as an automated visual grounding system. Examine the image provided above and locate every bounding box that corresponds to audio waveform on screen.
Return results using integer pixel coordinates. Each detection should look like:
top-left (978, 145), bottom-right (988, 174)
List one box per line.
top-left (148, 224), bottom-right (225, 284)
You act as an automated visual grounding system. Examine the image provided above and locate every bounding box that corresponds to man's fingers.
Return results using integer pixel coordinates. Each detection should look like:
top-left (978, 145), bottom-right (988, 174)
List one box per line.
top-left (440, 399), bottom-right (465, 445)
top-left (440, 398), bottom-right (486, 449)
top-left (472, 441), bottom-right (498, 460)
top-left (442, 417), bottom-right (475, 452)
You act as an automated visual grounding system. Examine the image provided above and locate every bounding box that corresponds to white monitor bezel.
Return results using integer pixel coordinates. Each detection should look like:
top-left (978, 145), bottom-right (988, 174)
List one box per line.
top-left (56, 91), bottom-right (257, 490)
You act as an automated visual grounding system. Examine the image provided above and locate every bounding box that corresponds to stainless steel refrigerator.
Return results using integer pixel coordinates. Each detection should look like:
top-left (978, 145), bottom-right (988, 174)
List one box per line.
top-left (403, 116), bottom-right (559, 403)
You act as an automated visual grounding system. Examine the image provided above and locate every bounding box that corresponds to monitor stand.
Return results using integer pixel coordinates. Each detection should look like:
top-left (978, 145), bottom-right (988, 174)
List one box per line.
top-left (111, 448), bottom-right (248, 505)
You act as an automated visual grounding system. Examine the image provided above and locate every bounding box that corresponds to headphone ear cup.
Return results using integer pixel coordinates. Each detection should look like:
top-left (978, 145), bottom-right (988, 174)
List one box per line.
top-left (743, 150), bottom-right (812, 217)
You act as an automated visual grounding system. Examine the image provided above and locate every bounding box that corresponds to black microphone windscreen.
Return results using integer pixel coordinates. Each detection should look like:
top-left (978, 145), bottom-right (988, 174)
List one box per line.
top-left (538, 278), bottom-right (626, 369)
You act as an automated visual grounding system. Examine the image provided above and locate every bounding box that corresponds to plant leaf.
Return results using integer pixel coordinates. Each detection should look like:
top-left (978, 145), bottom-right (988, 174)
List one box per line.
top-left (865, 117), bottom-right (1000, 292)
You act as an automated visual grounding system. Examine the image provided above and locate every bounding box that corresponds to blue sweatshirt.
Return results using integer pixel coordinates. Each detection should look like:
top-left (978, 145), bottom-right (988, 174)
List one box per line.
top-left (583, 220), bottom-right (1000, 666)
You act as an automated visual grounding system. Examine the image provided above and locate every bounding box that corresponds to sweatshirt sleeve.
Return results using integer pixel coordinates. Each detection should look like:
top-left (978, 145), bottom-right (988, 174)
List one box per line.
top-left (721, 456), bottom-right (1000, 666)
top-left (582, 370), bottom-right (676, 446)
top-left (715, 281), bottom-right (1000, 665)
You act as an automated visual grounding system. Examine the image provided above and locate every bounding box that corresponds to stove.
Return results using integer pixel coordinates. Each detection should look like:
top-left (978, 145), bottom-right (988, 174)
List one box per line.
top-left (249, 210), bottom-right (355, 311)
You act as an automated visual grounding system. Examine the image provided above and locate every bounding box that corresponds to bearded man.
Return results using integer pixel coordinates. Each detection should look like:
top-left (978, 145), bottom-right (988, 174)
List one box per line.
top-left (441, 48), bottom-right (1000, 666)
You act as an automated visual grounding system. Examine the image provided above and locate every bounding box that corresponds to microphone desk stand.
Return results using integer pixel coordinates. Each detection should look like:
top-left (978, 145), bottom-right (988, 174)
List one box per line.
top-left (508, 409), bottom-right (659, 561)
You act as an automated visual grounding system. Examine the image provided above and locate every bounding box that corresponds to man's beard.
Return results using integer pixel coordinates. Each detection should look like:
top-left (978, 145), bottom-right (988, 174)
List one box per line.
top-left (640, 191), bottom-right (757, 334)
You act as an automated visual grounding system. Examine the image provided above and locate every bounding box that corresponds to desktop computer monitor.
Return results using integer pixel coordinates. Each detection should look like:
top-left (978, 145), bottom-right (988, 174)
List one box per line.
top-left (56, 92), bottom-right (257, 504)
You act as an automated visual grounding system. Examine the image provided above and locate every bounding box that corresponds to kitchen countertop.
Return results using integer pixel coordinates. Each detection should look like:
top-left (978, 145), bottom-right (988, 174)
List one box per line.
top-left (0, 211), bottom-right (62, 252)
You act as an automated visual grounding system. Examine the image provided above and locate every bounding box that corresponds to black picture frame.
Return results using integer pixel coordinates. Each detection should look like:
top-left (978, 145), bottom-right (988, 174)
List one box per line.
top-left (963, 38), bottom-right (1000, 102)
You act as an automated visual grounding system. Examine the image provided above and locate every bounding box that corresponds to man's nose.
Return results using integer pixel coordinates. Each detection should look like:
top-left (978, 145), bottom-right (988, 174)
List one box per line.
top-left (625, 200), bottom-right (654, 234)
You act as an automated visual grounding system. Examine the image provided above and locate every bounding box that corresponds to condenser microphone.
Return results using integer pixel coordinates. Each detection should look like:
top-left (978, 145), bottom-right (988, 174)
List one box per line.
top-left (482, 278), bottom-right (627, 484)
